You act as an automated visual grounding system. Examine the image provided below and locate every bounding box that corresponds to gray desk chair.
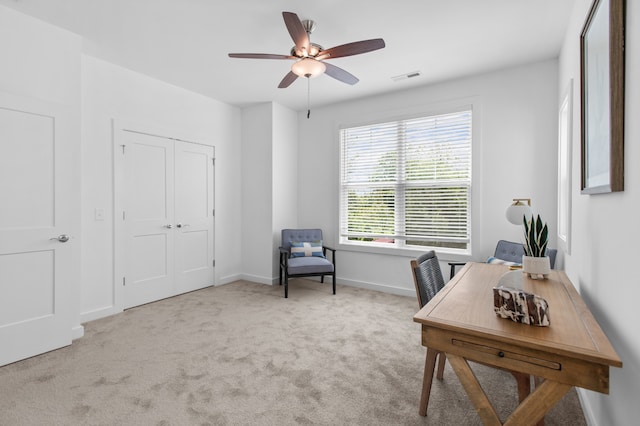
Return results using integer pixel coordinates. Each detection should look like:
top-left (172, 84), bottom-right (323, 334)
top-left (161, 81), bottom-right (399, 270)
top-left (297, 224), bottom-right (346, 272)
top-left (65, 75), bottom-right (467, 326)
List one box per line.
top-left (410, 251), bottom-right (447, 414)
top-left (449, 240), bottom-right (558, 279)
top-left (279, 229), bottom-right (336, 298)
top-left (493, 239), bottom-right (557, 268)
top-left (423, 250), bottom-right (545, 420)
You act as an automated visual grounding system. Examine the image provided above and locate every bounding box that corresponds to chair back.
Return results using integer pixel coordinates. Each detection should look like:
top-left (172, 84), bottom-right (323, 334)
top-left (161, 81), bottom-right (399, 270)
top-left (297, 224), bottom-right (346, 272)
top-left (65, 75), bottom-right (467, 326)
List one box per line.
top-left (494, 240), bottom-right (557, 269)
top-left (281, 229), bottom-right (324, 250)
top-left (411, 251), bottom-right (445, 309)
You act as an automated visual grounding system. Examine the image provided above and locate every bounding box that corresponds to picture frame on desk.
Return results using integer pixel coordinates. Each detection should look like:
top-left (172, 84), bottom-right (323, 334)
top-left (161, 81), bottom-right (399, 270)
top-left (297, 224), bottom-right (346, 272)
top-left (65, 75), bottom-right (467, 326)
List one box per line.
top-left (580, 0), bottom-right (625, 194)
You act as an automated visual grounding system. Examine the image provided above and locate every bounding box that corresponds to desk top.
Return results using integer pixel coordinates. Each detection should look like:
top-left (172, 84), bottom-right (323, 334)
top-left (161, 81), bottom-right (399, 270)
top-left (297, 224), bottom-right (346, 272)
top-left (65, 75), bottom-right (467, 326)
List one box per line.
top-left (413, 262), bottom-right (622, 369)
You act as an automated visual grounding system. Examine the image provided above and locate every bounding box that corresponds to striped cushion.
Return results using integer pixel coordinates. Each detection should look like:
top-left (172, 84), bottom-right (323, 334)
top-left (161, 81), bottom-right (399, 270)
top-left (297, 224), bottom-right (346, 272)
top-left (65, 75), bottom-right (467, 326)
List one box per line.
top-left (290, 241), bottom-right (324, 258)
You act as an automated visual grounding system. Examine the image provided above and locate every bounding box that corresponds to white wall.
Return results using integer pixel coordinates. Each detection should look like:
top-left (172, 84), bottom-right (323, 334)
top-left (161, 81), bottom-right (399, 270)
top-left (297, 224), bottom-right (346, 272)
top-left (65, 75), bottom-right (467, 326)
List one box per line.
top-left (271, 103), bottom-right (299, 279)
top-left (559, 1), bottom-right (640, 424)
top-left (0, 4), bottom-right (245, 328)
top-left (241, 102), bottom-right (298, 284)
top-left (0, 5), bottom-right (84, 336)
top-left (241, 103), bottom-right (274, 284)
top-left (0, 6), bottom-right (80, 106)
top-left (297, 60), bottom-right (559, 296)
top-left (81, 56), bottom-right (242, 321)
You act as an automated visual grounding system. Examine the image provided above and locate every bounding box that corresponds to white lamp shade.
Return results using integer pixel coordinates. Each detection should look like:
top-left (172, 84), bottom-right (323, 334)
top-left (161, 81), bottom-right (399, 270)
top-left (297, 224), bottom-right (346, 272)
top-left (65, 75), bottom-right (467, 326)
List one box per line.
top-left (506, 201), bottom-right (533, 225)
top-left (291, 58), bottom-right (326, 78)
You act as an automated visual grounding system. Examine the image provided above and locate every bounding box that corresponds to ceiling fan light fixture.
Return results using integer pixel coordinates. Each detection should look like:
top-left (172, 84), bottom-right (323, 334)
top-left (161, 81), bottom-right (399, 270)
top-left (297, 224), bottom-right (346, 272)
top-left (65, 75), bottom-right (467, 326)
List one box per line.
top-left (308, 43), bottom-right (322, 57)
top-left (291, 43), bottom-right (323, 58)
top-left (291, 58), bottom-right (326, 78)
top-left (229, 11), bottom-right (386, 89)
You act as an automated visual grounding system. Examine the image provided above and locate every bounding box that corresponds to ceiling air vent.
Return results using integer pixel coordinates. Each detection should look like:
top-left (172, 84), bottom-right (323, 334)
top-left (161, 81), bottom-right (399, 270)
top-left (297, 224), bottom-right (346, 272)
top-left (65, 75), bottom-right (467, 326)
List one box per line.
top-left (391, 71), bottom-right (421, 82)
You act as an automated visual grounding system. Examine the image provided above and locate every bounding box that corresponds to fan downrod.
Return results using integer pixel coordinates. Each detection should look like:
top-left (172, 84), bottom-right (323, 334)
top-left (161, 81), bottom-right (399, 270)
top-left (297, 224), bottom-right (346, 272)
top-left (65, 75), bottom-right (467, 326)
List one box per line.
top-left (301, 19), bottom-right (317, 34)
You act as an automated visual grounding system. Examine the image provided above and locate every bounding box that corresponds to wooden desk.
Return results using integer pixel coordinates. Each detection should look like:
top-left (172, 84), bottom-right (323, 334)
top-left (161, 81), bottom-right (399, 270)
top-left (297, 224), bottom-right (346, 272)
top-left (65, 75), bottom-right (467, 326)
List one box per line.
top-left (413, 262), bottom-right (622, 425)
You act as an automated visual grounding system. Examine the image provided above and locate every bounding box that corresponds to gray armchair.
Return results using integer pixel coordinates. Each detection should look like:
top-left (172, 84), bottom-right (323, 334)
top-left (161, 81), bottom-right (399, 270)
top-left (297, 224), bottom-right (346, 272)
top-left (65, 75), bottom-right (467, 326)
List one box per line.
top-left (279, 229), bottom-right (336, 298)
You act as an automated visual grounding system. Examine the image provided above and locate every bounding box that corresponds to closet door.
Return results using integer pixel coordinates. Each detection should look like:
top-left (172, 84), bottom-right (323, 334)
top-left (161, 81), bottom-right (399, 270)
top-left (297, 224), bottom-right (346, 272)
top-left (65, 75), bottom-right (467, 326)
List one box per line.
top-left (0, 94), bottom-right (74, 366)
top-left (116, 126), bottom-right (214, 310)
top-left (122, 132), bottom-right (175, 309)
top-left (174, 141), bottom-right (215, 294)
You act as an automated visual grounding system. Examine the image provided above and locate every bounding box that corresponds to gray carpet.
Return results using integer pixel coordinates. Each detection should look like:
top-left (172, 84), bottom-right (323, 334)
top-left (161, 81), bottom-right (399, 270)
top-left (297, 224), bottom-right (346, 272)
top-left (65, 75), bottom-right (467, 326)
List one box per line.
top-left (0, 279), bottom-right (586, 425)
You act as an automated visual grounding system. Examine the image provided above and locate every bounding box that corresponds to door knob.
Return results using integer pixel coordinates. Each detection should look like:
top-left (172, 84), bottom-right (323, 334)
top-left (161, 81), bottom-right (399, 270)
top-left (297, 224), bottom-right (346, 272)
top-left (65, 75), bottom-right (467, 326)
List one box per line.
top-left (165, 224), bottom-right (173, 229)
top-left (50, 234), bottom-right (70, 243)
top-left (176, 223), bottom-right (191, 228)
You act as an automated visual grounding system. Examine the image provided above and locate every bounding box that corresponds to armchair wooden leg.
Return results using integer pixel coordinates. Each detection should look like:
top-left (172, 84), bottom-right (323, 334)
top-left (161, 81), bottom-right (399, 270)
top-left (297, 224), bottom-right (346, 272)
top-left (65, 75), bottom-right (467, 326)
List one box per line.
top-left (332, 273), bottom-right (336, 295)
top-left (284, 275), bottom-right (288, 298)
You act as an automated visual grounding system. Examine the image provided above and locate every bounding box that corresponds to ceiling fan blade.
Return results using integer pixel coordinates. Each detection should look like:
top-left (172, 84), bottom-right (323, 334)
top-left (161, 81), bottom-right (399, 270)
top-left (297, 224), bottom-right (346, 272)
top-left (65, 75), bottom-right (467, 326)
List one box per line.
top-left (318, 38), bottom-right (386, 60)
top-left (278, 71), bottom-right (299, 88)
top-left (324, 63), bottom-right (359, 85)
top-left (228, 53), bottom-right (295, 60)
top-left (282, 11), bottom-right (310, 53)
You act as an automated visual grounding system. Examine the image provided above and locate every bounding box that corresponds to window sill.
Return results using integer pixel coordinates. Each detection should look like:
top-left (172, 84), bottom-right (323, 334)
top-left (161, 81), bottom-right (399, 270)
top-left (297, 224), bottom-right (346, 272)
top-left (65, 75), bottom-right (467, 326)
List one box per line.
top-left (337, 241), bottom-right (472, 262)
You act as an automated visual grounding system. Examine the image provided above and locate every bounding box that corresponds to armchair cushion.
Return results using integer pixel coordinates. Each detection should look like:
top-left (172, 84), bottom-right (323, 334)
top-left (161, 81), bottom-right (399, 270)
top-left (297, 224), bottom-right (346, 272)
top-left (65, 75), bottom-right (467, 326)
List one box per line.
top-left (290, 240), bottom-right (325, 258)
top-left (287, 256), bottom-right (334, 275)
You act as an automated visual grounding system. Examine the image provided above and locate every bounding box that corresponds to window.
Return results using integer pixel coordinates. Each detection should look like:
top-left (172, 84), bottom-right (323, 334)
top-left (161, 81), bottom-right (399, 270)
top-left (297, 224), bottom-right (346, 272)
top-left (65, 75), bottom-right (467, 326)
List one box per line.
top-left (339, 108), bottom-right (472, 252)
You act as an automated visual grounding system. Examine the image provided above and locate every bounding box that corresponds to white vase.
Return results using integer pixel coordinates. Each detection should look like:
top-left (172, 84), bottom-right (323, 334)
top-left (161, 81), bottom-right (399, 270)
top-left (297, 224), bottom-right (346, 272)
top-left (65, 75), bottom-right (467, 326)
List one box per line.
top-left (522, 255), bottom-right (551, 279)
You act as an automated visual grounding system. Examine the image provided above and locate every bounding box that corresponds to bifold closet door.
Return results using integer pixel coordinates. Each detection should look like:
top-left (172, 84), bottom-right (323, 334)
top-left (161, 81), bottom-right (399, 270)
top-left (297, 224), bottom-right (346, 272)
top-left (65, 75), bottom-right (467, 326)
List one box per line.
top-left (121, 131), bottom-right (214, 309)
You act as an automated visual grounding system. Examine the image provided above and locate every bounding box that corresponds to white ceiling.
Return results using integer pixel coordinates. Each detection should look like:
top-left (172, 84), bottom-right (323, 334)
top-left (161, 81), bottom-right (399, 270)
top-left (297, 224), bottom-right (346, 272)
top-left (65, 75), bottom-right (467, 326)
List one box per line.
top-left (1, 0), bottom-right (576, 111)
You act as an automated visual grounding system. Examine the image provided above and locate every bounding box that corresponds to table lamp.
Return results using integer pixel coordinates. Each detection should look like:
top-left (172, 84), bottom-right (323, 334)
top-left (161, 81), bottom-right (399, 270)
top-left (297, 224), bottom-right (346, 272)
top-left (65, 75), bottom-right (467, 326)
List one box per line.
top-left (505, 198), bottom-right (532, 225)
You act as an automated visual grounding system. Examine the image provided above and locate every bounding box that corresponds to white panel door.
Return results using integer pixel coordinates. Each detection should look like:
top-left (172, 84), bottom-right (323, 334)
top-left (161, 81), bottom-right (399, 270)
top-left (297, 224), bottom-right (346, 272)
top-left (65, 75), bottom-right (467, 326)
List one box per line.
top-left (118, 128), bottom-right (214, 310)
top-left (123, 132), bottom-right (175, 309)
top-left (0, 94), bottom-right (73, 366)
top-left (174, 141), bottom-right (214, 294)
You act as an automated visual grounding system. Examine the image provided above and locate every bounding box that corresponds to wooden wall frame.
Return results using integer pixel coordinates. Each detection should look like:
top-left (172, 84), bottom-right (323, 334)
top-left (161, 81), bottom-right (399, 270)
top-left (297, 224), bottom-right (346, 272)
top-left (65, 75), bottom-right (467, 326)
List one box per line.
top-left (580, 0), bottom-right (625, 194)
top-left (558, 80), bottom-right (573, 254)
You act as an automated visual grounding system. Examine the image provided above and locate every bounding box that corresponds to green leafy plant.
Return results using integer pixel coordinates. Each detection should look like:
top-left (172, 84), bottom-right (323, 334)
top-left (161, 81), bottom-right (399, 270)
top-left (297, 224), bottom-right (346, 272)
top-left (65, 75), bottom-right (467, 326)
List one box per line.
top-left (523, 214), bottom-right (549, 257)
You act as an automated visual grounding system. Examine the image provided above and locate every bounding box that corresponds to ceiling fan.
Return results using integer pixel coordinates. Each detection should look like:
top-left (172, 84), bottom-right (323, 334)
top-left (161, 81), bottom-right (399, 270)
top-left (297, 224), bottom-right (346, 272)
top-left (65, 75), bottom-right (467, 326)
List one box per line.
top-left (228, 11), bottom-right (385, 88)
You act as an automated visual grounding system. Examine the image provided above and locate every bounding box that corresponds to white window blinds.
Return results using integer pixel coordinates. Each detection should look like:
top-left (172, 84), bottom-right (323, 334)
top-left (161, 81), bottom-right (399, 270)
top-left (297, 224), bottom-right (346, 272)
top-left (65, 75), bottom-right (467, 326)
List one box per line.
top-left (339, 109), bottom-right (472, 250)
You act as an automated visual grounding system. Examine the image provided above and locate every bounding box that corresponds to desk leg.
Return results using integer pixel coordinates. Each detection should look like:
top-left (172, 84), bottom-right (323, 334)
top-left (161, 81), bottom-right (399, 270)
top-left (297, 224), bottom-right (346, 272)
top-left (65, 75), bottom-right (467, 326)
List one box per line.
top-left (436, 352), bottom-right (447, 380)
top-left (510, 373), bottom-right (544, 426)
top-left (510, 372), bottom-right (531, 403)
top-left (448, 353), bottom-right (572, 426)
top-left (503, 380), bottom-right (571, 426)
top-left (419, 348), bottom-right (438, 416)
top-left (447, 354), bottom-right (502, 425)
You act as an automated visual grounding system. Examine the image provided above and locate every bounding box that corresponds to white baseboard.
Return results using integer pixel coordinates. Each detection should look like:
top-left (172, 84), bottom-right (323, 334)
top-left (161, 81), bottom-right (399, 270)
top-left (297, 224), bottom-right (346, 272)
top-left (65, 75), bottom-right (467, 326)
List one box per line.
top-left (217, 273), bottom-right (245, 286)
top-left (80, 305), bottom-right (118, 324)
top-left (235, 273), bottom-right (273, 285)
top-left (234, 274), bottom-right (415, 297)
top-left (71, 324), bottom-right (85, 340)
top-left (334, 277), bottom-right (415, 298)
top-left (576, 388), bottom-right (596, 426)
top-left (221, 273), bottom-right (414, 299)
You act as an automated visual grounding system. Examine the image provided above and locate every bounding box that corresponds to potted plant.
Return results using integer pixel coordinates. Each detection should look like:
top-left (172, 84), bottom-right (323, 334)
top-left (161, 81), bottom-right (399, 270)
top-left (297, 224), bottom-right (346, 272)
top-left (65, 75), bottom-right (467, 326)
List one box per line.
top-left (522, 214), bottom-right (551, 279)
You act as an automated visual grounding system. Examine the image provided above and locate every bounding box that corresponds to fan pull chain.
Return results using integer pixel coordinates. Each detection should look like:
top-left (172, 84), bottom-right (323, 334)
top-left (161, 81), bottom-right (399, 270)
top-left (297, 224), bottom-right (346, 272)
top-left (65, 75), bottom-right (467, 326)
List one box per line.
top-left (307, 77), bottom-right (311, 119)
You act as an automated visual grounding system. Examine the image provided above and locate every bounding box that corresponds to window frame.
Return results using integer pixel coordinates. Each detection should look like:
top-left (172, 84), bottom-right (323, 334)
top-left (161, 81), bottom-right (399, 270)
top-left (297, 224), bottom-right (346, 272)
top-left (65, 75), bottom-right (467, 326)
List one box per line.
top-left (337, 104), bottom-right (476, 257)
